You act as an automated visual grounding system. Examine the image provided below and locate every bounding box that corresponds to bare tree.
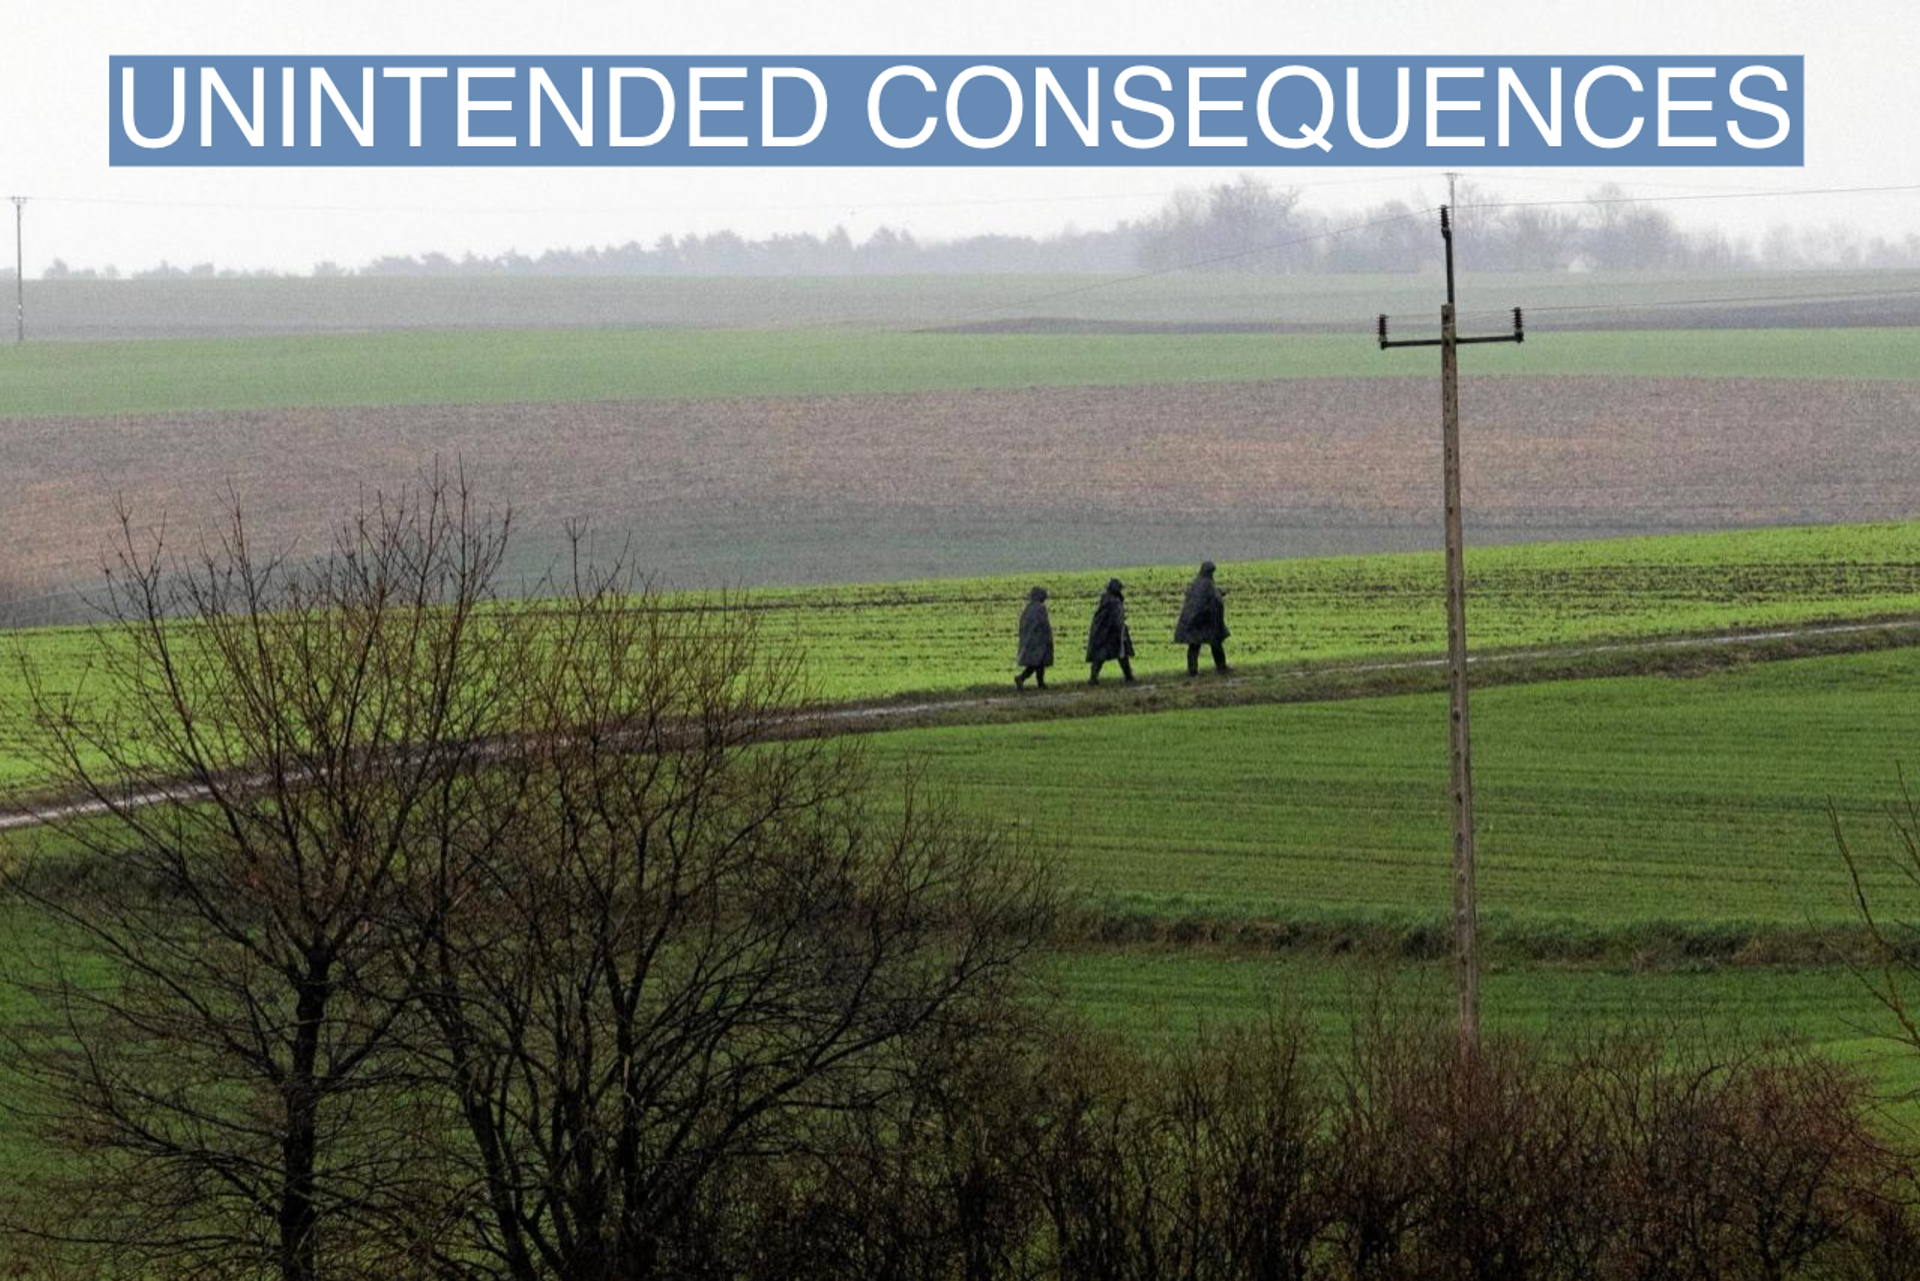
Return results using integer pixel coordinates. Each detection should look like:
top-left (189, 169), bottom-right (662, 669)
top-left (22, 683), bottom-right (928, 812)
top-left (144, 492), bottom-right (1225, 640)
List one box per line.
top-left (2, 476), bottom-right (524, 1278)
top-left (1, 485), bottom-right (1053, 1279)
top-left (1832, 771), bottom-right (1920, 1059)
top-left (400, 551), bottom-right (1054, 1278)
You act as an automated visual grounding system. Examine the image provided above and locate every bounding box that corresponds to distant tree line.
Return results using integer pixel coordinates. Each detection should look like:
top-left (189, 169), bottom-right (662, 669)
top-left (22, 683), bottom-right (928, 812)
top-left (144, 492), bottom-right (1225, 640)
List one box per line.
top-left (32, 177), bottom-right (1920, 281)
top-left (41, 258), bottom-right (288, 281)
top-left (344, 179), bottom-right (1920, 277)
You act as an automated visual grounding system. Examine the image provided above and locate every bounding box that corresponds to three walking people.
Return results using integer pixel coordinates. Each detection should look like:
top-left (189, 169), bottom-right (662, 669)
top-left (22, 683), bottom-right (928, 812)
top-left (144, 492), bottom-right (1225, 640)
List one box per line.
top-left (1013, 562), bottom-right (1230, 689)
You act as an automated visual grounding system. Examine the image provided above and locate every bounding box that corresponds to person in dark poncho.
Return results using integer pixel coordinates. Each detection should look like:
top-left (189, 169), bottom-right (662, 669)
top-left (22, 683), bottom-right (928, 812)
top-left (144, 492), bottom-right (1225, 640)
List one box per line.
top-left (1085, 578), bottom-right (1136, 685)
top-left (1015, 586), bottom-right (1053, 689)
top-left (1173, 560), bottom-right (1231, 676)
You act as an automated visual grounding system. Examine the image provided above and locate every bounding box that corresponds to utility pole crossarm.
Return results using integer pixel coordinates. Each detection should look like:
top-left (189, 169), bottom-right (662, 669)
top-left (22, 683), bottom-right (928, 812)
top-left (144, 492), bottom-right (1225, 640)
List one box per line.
top-left (1379, 308), bottom-right (1524, 349)
top-left (1370, 203), bottom-right (1529, 1064)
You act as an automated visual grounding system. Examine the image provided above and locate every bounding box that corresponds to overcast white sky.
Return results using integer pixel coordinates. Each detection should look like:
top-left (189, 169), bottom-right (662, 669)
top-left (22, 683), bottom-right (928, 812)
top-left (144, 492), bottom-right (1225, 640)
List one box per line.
top-left (1, 0), bottom-right (1914, 274)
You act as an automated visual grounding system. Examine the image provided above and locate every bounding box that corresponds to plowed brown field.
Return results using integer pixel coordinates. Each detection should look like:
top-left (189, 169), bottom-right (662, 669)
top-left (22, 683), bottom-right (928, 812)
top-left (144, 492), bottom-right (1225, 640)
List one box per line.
top-left (6, 376), bottom-right (1918, 609)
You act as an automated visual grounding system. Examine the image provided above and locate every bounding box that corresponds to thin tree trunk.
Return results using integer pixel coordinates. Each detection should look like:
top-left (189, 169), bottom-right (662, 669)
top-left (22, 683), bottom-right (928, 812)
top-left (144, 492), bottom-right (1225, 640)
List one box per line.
top-left (279, 960), bottom-right (329, 1281)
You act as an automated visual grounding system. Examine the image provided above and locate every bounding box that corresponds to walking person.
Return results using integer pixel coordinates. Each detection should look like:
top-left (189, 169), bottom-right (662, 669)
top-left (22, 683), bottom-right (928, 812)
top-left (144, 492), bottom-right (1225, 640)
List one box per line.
top-left (1174, 560), bottom-right (1232, 676)
top-left (1086, 578), bottom-right (1136, 685)
top-left (1015, 586), bottom-right (1053, 690)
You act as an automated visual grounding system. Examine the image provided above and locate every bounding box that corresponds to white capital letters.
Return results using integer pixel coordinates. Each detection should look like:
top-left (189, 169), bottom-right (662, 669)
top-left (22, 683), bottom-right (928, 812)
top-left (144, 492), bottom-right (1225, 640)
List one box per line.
top-left (312, 67), bottom-right (375, 147)
top-left (1112, 66), bottom-right (1174, 148)
top-left (1575, 66), bottom-right (1643, 149)
top-left (689, 67), bottom-right (748, 146)
top-left (1498, 67), bottom-right (1561, 146)
top-left (383, 67), bottom-right (448, 147)
top-left (1658, 67), bottom-right (1717, 147)
top-left (458, 68), bottom-right (515, 147)
top-left (1346, 66), bottom-right (1409, 149)
top-left (1188, 67), bottom-right (1247, 147)
top-left (610, 69), bottom-right (674, 146)
top-left (868, 65), bottom-right (938, 148)
top-left (201, 67), bottom-right (264, 146)
top-left (1727, 65), bottom-right (1791, 148)
top-left (947, 65), bottom-right (1023, 149)
top-left (1256, 66), bottom-right (1334, 152)
top-left (121, 66), bottom-right (187, 149)
top-left (1426, 67), bottom-right (1485, 147)
top-left (531, 68), bottom-right (593, 147)
top-left (762, 67), bottom-right (827, 147)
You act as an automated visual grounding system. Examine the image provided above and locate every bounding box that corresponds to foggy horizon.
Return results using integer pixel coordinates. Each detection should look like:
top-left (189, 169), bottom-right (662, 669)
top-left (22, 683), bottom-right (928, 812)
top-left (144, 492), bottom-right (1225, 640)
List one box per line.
top-left (9, 173), bottom-right (1920, 280)
top-left (4, 0), bottom-right (1916, 275)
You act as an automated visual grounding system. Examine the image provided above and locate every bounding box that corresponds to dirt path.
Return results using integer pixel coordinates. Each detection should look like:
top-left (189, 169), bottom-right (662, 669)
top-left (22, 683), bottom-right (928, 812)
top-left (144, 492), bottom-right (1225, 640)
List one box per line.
top-left (5, 616), bottom-right (1916, 836)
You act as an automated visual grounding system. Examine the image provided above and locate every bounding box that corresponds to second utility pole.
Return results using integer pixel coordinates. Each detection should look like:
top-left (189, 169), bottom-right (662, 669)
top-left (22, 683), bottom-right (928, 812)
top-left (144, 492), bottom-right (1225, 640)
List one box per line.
top-left (10, 197), bottom-right (24, 344)
top-left (1377, 206), bottom-right (1524, 1062)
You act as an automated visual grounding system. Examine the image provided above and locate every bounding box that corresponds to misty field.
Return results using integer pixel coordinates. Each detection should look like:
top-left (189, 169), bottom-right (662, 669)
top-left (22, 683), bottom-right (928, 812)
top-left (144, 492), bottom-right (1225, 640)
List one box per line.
top-left (3, 325), bottom-right (1919, 420)
top-left (15, 268), bottom-right (1920, 341)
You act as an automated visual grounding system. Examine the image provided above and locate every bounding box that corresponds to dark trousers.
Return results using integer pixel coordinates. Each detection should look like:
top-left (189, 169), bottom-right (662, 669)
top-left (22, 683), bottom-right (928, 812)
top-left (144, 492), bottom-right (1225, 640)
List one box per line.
top-left (1016, 665), bottom-right (1048, 688)
top-left (1187, 642), bottom-right (1228, 674)
top-left (1089, 658), bottom-right (1134, 683)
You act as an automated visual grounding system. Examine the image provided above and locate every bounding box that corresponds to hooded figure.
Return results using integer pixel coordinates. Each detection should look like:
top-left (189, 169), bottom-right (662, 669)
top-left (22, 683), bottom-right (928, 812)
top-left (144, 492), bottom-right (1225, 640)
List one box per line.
top-left (1086, 578), bottom-right (1136, 684)
top-left (1015, 587), bottom-right (1053, 689)
top-left (1174, 560), bottom-right (1232, 676)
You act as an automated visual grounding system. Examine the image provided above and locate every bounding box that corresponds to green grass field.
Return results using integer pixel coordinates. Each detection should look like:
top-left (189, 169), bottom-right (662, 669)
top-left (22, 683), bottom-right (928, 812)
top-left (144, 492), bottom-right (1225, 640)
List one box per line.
top-left (749, 520), bottom-right (1920, 700)
top-left (6, 272), bottom-right (1920, 1196)
top-left (7, 524), bottom-right (1920, 1112)
top-left (5, 521), bottom-right (1919, 796)
top-left (1017, 639), bottom-right (1920, 1097)
top-left (21, 269), bottom-right (1920, 341)
top-left (867, 645), bottom-right (1918, 935)
top-left (2, 325), bottom-right (1917, 418)
top-left (5, 520), bottom-right (1919, 795)
top-left (1053, 950), bottom-right (1920, 1102)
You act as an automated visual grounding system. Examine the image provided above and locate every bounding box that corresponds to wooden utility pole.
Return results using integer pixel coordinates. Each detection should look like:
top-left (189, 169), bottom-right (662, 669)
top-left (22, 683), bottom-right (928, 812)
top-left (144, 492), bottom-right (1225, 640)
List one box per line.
top-left (1376, 205), bottom-right (1524, 1061)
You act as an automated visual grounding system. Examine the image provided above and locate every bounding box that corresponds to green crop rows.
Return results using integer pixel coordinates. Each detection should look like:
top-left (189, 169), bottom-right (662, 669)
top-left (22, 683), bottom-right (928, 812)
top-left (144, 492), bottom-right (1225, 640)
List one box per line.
top-left (8, 523), bottom-right (1920, 1106)
top-left (1, 325), bottom-right (1917, 419)
top-left (5, 521), bottom-right (1920, 796)
top-left (747, 520), bottom-right (1920, 700)
top-left (1053, 950), bottom-right (1920, 1098)
top-left (866, 645), bottom-right (1918, 932)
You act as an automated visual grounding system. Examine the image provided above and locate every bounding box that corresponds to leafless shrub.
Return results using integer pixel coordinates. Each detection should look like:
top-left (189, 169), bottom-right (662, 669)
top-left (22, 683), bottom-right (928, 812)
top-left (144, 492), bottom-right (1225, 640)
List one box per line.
top-left (1, 474), bottom-right (522, 1277)
top-left (0, 480), bottom-right (1058, 1280)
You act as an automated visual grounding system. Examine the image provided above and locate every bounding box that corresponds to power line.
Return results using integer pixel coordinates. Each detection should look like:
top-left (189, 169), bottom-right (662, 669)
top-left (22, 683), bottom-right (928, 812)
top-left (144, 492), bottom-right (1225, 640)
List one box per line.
top-left (1506, 284), bottom-right (1920, 317)
top-left (1462, 180), bottom-right (1920, 213)
top-left (30, 171), bottom-right (1445, 220)
top-left (10, 196), bottom-right (25, 343)
top-left (1459, 171), bottom-right (1905, 196)
top-left (36, 189), bottom-right (1183, 218)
